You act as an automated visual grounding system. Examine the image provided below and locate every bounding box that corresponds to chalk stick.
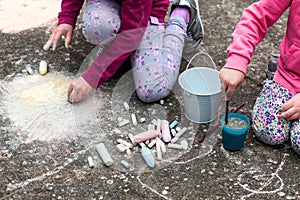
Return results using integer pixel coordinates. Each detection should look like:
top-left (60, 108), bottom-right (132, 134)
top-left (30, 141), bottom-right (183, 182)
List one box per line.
top-left (161, 120), bottom-right (171, 143)
top-left (141, 146), bottom-right (155, 169)
top-left (132, 130), bottom-right (159, 143)
top-left (95, 143), bottom-right (113, 167)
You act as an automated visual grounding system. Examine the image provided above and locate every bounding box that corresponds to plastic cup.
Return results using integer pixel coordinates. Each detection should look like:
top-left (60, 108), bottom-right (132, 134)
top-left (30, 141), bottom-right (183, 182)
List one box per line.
top-left (221, 113), bottom-right (250, 151)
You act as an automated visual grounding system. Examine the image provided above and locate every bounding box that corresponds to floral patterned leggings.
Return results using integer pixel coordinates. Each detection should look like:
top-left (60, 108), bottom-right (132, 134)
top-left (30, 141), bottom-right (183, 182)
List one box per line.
top-left (252, 80), bottom-right (300, 155)
top-left (82, 0), bottom-right (186, 102)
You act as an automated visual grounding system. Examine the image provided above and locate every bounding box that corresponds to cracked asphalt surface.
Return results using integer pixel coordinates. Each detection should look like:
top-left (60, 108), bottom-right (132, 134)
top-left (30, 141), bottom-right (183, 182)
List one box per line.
top-left (1, 0), bottom-right (300, 199)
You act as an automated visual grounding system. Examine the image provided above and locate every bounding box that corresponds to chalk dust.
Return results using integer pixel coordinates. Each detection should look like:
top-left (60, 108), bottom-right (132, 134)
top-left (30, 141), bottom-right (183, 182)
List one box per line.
top-left (0, 72), bottom-right (94, 142)
top-left (0, 0), bottom-right (60, 33)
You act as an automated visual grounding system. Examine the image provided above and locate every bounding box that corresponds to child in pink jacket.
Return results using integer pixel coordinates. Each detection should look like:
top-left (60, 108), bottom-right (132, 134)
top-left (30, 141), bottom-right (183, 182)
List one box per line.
top-left (220, 0), bottom-right (300, 155)
top-left (44, 0), bottom-right (203, 103)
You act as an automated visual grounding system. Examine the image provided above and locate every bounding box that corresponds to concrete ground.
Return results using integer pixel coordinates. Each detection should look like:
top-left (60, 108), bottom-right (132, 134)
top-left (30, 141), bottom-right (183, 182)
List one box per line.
top-left (0, 0), bottom-right (300, 200)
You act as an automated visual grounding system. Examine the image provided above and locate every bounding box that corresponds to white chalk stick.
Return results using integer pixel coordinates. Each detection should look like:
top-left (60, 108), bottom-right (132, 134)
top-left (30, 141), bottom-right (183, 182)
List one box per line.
top-left (116, 143), bottom-right (127, 152)
top-left (139, 117), bottom-right (146, 123)
top-left (161, 120), bottom-right (171, 143)
top-left (123, 102), bottom-right (130, 110)
top-left (156, 138), bottom-right (162, 161)
top-left (87, 156), bottom-right (94, 168)
top-left (156, 119), bottom-right (162, 132)
top-left (25, 66), bottom-right (34, 75)
top-left (117, 139), bottom-right (133, 148)
top-left (171, 137), bottom-right (179, 144)
top-left (168, 143), bottom-right (183, 150)
top-left (39, 60), bottom-right (48, 76)
top-left (131, 113), bottom-right (137, 126)
top-left (118, 119), bottom-right (130, 127)
top-left (148, 139), bottom-right (156, 148)
top-left (156, 137), bottom-right (166, 153)
top-left (175, 127), bottom-right (188, 139)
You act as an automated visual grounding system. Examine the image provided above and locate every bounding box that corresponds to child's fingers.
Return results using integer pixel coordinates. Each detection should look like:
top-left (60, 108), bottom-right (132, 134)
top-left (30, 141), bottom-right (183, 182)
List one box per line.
top-left (65, 30), bottom-right (72, 48)
top-left (69, 89), bottom-right (78, 103)
top-left (43, 39), bottom-right (53, 51)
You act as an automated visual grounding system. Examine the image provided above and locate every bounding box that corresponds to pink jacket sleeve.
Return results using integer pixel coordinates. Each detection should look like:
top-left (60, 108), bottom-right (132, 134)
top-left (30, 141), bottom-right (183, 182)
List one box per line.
top-left (81, 0), bottom-right (155, 89)
top-left (58, 0), bottom-right (84, 27)
top-left (224, 0), bottom-right (290, 74)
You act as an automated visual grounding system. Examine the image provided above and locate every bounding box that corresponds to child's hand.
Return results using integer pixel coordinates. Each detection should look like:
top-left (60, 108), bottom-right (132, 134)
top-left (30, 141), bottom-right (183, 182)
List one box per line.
top-left (219, 68), bottom-right (245, 101)
top-left (43, 23), bottom-right (73, 51)
top-left (68, 76), bottom-right (93, 103)
top-left (278, 93), bottom-right (300, 120)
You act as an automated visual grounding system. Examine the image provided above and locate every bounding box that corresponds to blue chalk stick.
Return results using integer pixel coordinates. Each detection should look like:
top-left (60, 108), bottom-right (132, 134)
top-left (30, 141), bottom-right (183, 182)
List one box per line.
top-left (141, 146), bottom-right (155, 169)
top-left (169, 120), bottom-right (178, 129)
top-left (120, 160), bottom-right (131, 169)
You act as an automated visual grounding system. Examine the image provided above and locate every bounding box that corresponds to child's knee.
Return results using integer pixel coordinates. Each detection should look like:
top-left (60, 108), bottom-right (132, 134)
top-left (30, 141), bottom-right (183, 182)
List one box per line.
top-left (82, 20), bottom-right (118, 45)
top-left (252, 117), bottom-right (289, 145)
top-left (136, 85), bottom-right (171, 103)
top-left (291, 120), bottom-right (300, 155)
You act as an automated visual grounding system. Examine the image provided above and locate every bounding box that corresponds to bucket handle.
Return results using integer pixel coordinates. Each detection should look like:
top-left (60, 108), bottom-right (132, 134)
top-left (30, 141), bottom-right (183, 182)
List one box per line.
top-left (186, 51), bottom-right (217, 71)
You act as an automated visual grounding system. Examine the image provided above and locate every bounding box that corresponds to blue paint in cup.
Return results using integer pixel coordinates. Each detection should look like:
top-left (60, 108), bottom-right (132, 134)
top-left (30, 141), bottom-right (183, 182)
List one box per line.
top-left (221, 113), bottom-right (250, 151)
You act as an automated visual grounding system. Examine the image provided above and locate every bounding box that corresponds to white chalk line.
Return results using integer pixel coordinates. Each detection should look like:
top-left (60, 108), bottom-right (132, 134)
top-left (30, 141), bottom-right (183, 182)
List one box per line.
top-left (137, 175), bottom-right (172, 200)
top-left (239, 154), bottom-right (287, 199)
top-left (4, 148), bottom-right (89, 193)
top-left (134, 136), bottom-right (216, 200)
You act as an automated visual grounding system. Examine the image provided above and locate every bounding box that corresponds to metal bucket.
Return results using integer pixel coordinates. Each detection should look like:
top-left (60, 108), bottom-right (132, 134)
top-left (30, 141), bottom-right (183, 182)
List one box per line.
top-left (178, 52), bottom-right (222, 123)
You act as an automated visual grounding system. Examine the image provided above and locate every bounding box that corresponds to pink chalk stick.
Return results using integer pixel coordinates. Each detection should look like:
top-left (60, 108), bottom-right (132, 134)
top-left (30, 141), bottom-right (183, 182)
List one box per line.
top-left (161, 120), bottom-right (171, 143)
top-left (156, 138), bottom-right (162, 161)
top-left (133, 130), bottom-right (159, 143)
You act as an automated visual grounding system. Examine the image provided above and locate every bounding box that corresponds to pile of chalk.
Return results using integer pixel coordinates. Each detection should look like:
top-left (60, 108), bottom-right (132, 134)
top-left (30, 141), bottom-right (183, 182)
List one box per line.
top-left (88, 101), bottom-right (193, 170)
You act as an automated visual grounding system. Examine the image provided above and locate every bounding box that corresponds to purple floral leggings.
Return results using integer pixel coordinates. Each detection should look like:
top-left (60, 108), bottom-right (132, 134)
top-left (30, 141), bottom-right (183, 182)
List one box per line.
top-left (252, 80), bottom-right (300, 155)
top-left (82, 0), bottom-right (186, 102)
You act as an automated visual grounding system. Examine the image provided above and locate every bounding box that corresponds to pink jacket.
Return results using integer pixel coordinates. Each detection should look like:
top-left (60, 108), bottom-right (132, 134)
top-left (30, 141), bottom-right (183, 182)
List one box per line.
top-left (58, 0), bottom-right (169, 89)
top-left (224, 0), bottom-right (300, 95)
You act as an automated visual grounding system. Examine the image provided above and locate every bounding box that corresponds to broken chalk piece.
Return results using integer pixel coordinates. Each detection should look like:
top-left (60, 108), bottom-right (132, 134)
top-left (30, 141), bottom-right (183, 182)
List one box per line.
top-left (126, 148), bottom-right (132, 156)
top-left (131, 113), bottom-right (138, 126)
top-left (148, 139), bottom-right (156, 148)
top-left (25, 66), bottom-right (34, 75)
top-left (121, 160), bottom-right (131, 169)
top-left (141, 146), bottom-right (156, 169)
top-left (117, 139), bottom-right (133, 148)
top-left (123, 102), bottom-right (130, 111)
top-left (39, 60), bottom-right (48, 76)
top-left (95, 143), bottom-right (113, 167)
top-left (139, 117), bottom-right (146, 123)
top-left (175, 127), bottom-right (181, 132)
top-left (180, 139), bottom-right (189, 150)
top-left (171, 129), bottom-right (177, 137)
top-left (118, 119), bottom-right (130, 127)
top-left (168, 143), bottom-right (183, 150)
top-left (87, 156), bottom-right (95, 168)
top-left (116, 143), bottom-right (127, 152)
